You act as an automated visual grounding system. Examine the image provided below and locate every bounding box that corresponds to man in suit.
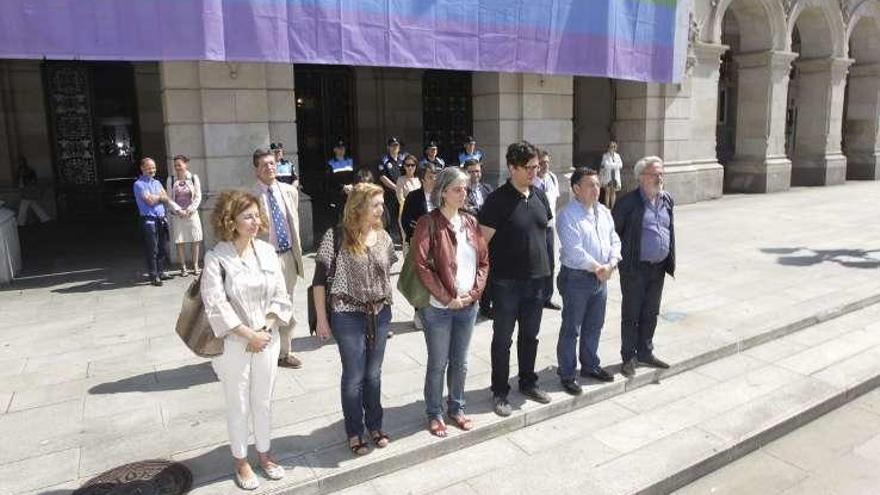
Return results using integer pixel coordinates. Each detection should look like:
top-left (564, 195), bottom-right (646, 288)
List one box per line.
top-left (252, 148), bottom-right (305, 369)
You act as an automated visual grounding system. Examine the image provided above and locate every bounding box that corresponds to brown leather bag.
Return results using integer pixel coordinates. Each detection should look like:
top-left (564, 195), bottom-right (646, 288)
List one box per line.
top-left (175, 269), bottom-right (225, 358)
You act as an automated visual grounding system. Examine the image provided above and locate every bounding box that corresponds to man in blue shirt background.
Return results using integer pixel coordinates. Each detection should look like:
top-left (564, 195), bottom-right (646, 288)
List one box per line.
top-left (133, 157), bottom-right (172, 286)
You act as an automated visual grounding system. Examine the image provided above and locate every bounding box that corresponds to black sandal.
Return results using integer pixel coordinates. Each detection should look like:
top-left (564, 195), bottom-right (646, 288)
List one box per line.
top-left (370, 430), bottom-right (390, 448)
top-left (348, 437), bottom-right (369, 456)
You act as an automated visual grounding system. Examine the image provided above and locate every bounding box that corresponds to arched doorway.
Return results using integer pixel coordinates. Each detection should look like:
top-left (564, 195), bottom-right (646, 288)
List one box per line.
top-left (787, 6), bottom-right (849, 186)
top-left (715, 0), bottom-right (792, 193)
top-left (843, 15), bottom-right (880, 180)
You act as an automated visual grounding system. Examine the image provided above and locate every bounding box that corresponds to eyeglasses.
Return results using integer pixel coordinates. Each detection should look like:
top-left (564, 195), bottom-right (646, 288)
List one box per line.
top-left (517, 165), bottom-right (539, 171)
top-left (404, 163), bottom-right (417, 167)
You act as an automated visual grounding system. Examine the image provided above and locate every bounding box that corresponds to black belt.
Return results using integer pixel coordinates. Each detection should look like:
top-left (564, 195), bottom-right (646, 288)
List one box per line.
top-left (140, 215), bottom-right (164, 220)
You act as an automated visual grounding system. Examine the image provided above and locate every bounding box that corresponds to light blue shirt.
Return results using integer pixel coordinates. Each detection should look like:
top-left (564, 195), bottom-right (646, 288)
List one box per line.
top-left (133, 176), bottom-right (166, 217)
top-left (557, 199), bottom-right (621, 272)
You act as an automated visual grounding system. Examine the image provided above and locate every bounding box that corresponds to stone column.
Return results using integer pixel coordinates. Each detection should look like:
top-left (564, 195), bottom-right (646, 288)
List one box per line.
top-left (725, 51), bottom-right (797, 193)
top-left (790, 57), bottom-right (852, 186)
top-left (844, 62), bottom-right (880, 180)
top-left (160, 62), bottom-right (312, 248)
top-left (688, 43), bottom-right (729, 191)
top-left (472, 73), bottom-right (573, 190)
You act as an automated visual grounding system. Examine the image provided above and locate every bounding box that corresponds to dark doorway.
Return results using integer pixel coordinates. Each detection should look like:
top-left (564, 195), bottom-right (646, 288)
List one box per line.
top-left (294, 64), bottom-right (356, 237)
top-left (422, 71), bottom-right (472, 164)
top-left (42, 62), bottom-right (141, 220)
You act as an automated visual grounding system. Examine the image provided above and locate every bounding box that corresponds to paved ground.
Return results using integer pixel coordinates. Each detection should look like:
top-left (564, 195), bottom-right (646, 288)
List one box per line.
top-left (2, 181), bottom-right (880, 494)
top-left (339, 302), bottom-right (880, 495)
top-left (675, 386), bottom-right (880, 495)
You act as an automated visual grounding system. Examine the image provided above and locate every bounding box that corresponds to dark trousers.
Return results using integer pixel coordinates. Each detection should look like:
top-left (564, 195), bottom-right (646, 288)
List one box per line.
top-left (620, 262), bottom-right (667, 362)
top-left (544, 226), bottom-right (555, 303)
top-left (490, 277), bottom-right (545, 397)
top-left (479, 272), bottom-right (493, 312)
top-left (139, 216), bottom-right (168, 279)
top-left (383, 192), bottom-right (401, 244)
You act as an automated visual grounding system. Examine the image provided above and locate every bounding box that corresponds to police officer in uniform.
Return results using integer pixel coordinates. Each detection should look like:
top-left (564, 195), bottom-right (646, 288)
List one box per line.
top-left (458, 136), bottom-right (484, 166)
top-left (271, 142), bottom-right (299, 187)
top-left (378, 136), bottom-right (405, 243)
top-left (419, 140), bottom-right (446, 169)
top-left (326, 139), bottom-right (356, 224)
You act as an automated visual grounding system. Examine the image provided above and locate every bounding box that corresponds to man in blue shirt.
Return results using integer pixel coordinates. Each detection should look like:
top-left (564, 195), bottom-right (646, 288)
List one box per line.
top-left (133, 157), bottom-right (171, 286)
top-left (556, 168), bottom-right (621, 394)
top-left (612, 156), bottom-right (676, 377)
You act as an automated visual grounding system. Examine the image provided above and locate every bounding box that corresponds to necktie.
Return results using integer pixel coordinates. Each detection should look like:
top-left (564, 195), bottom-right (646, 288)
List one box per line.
top-left (266, 187), bottom-right (291, 252)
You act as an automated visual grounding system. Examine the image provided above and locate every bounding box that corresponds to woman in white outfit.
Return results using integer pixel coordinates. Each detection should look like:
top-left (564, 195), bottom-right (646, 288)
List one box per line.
top-left (600, 141), bottom-right (623, 209)
top-left (166, 154), bottom-right (204, 276)
top-left (201, 190), bottom-right (292, 490)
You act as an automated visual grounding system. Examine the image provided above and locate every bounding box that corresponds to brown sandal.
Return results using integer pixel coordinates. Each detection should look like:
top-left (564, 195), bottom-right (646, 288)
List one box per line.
top-left (448, 413), bottom-right (474, 431)
top-left (427, 418), bottom-right (447, 438)
top-left (370, 430), bottom-right (391, 448)
top-left (348, 436), bottom-right (369, 456)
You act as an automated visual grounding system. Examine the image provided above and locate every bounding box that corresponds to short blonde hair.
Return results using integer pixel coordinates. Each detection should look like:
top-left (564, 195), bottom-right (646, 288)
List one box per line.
top-left (211, 190), bottom-right (269, 241)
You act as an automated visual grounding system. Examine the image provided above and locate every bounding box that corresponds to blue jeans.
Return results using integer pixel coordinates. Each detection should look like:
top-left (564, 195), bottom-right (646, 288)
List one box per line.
top-left (331, 305), bottom-right (391, 438)
top-left (490, 277), bottom-right (546, 397)
top-left (421, 303), bottom-right (478, 419)
top-left (139, 216), bottom-right (168, 279)
top-left (556, 267), bottom-right (608, 380)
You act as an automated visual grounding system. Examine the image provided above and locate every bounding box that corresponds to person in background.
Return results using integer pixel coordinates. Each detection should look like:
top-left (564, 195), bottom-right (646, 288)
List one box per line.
top-left (312, 183), bottom-right (398, 456)
top-left (419, 141), bottom-right (446, 169)
top-left (458, 136), bottom-right (484, 165)
top-left (462, 158), bottom-right (495, 320)
top-left (555, 168), bottom-right (621, 395)
top-left (396, 154), bottom-right (421, 244)
top-left (600, 141), bottom-right (623, 209)
top-left (133, 157), bottom-right (172, 287)
top-left (202, 190), bottom-right (292, 490)
top-left (378, 137), bottom-right (406, 243)
top-left (252, 149), bottom-right (305, 370)
top-left (533, 149), bottom-right (561, 311)
top-left (412, 167), bottom-right (488, 437)
top-left (166, 154), bottom-right (204, 276)
top-left (612, 156), bottom-right (675, 378)
top-left (327, 139), bottom-right (356, 224)
top-left (271, 142), bottom-right (298, 188)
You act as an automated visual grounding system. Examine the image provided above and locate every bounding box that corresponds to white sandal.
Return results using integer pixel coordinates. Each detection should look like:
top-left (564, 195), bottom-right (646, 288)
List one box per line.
top-left (235, 470), bottom-right (260, 490)
top-left (260, 462), bottom-right (285, 480)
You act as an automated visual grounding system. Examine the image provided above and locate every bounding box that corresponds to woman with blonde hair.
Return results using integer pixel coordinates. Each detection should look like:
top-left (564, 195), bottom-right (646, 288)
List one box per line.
top-left (312, 183), bottom-right (398, 456)
top-left (201, 190), bottom-right (292, 490)
top-left (166, 154), bottom-right (203, 275)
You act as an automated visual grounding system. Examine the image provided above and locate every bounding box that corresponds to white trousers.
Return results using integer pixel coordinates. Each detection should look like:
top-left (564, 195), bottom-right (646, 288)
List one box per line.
top-left (212, 329), bottom-right (281, 459)
top-left (277, 250), bottom-right (299, 358)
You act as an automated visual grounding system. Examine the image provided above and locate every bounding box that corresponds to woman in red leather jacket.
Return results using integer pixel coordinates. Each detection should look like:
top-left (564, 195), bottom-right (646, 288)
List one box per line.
top-left (411, 167), bottom-right (489, 437)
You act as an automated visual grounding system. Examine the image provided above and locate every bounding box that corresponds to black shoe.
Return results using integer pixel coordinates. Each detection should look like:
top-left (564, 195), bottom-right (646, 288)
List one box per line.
top-left (621, 358), bottom-right (637, 378)
top-left (493, 396), bottom-right (512, 417)
top-left (520, 386), bottom-right (551, 404)
top-left (560, 379), bottom-right (582, 396)
top-left (159, 273), bottom-right (173, 281)
top-left (638, 355), bottom-right (670, 369)
top-left (581, 367), bottom-right (614, 383)
top-left (151, 278), bottom-right (163, 287)
top-left (543, 301), bottom-right (561, 310)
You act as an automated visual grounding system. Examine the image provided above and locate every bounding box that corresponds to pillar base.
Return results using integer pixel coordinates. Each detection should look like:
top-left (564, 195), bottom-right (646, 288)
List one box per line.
top-left (846, 152), bottom-right (880, 180)
top-left (724, 156), bottom-right (792, 193)
top-left (661, 160), bottom-right (724, 204)
top-left (790, 153), bottom-right (847, 186)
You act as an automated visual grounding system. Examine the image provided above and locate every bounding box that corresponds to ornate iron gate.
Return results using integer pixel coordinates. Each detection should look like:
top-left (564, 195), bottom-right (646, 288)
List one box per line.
top-left (422, 70), bottom-right (472, 164)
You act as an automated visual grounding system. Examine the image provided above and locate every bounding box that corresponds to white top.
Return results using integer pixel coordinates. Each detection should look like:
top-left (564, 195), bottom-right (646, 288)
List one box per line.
top-left (600, 151), bottom-right (623, 186)
top-left (201, 239), bottom-right (292, 343)
top-left (533, 171), bottom-right (559, 227)
top-left (429, 213), bottom-right (477, 309)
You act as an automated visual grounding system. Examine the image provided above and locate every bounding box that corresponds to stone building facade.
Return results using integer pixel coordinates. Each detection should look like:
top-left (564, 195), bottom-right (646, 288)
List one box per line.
top-left (1, 0), bottom-right (878, 250)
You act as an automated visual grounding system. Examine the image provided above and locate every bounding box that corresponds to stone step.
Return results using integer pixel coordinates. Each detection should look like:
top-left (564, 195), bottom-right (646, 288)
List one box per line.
top-left (178, 295), bottom-right (880, 494)
top-left (333, 302), bottom-right (880, 495)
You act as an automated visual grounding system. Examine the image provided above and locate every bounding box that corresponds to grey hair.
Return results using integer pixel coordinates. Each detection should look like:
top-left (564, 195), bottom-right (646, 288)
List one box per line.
top-left (633, 156), bottom-right (663, 177)
top-left (431, 167), bottom-right (469, 209)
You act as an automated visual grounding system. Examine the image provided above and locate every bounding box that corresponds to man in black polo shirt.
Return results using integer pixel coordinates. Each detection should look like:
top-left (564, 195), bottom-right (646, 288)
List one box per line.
top-left (479, 141), bottom-right (553, 416)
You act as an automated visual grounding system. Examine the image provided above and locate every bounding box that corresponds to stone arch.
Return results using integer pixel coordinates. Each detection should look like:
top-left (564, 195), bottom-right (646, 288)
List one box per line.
top-left (843, 4), bottom-right (880, 179)
top-left (847, 7), bottom-right (880, 63)
top-left (787, 1), bottom-right (847, 58)
top-left (706, 0), bottom-right (788, 51)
